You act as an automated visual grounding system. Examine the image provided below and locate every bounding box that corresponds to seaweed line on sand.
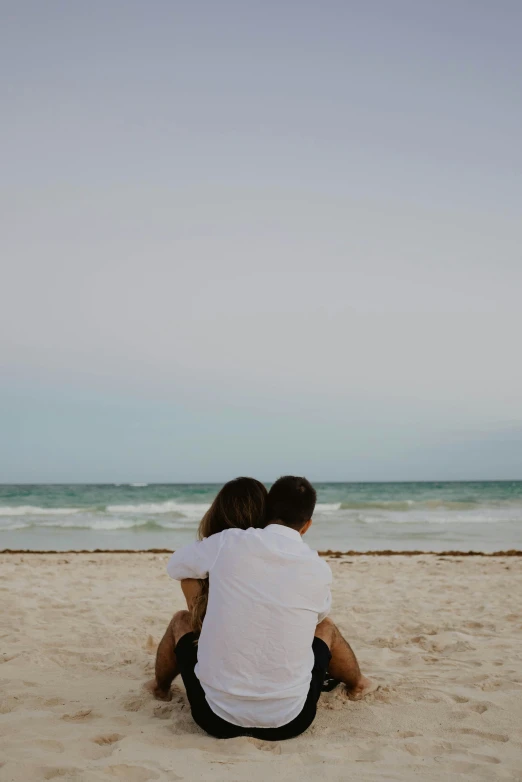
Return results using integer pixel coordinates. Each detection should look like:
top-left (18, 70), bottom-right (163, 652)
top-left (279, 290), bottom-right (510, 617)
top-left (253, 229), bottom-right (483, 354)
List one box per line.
top-left (1, 548), bottom-right (521, 557)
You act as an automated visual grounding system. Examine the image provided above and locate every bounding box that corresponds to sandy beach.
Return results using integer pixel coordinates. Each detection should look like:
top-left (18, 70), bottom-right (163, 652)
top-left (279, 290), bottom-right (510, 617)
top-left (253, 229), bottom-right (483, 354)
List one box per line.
top-left (1, 553), bottom-right (521, 781)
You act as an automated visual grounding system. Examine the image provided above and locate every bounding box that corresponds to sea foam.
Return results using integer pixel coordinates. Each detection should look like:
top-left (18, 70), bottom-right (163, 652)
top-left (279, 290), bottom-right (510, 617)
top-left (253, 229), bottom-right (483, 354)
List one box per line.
top-left (106, 501), bottom-right (210, 517)
top-left (0, 506), bottom-right (80, 516)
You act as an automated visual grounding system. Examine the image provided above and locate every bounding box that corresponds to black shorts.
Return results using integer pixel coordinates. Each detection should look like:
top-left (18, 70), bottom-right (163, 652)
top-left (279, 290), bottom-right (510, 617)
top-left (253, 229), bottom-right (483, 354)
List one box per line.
top-left (175, 632), bottom-right (332, 741)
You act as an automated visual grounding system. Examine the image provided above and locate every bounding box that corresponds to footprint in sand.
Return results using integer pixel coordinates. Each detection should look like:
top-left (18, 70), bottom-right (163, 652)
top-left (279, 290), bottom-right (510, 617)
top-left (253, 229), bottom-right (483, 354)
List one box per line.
top-left (248, 738), bottom-right (282, 754)
top-left (458, 728), bottom-right (509, 743)
top-left (0, 653), bottom-right (19, 663)
top-left (61, 709), bottom-right (97, 722)
top-left (122, 690), bottom-right (154, 711)
top-left (91, 733), bottom-right (124, 746)
top-left (42, 767), bottom-right (80, 780)
top-left (0, 698), bottom-right (19, 714)
top-left (123, 694), bottom-right (148, 712)
top-left (468, 752), bottom-right (501, 764)
top-left (480, 678), bottom-right (503, 692)
top-left (153, 703), bottom-right (175, 719)
top-left (450, 694), bottom-right (469, 703)
top-left (468, 702), bottom-right (488, 714)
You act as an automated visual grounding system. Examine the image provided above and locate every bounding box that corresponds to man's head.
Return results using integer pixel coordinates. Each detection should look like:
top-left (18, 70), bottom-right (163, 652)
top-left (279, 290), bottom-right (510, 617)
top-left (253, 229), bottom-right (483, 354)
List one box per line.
top-left (266, 476), bottom-right (317, 534)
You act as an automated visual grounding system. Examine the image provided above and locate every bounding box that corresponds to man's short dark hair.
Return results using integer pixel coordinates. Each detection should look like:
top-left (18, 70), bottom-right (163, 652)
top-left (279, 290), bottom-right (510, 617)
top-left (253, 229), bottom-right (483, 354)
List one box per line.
top-left (266, 476), bottom-right (317, 529)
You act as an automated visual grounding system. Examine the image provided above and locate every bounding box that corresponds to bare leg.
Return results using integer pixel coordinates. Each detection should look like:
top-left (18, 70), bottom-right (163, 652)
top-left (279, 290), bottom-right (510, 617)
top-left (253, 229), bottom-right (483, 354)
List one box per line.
top-left (315, 617), bottom-right (377, 699)
top-left (146, 610), bottom-right (193, 701)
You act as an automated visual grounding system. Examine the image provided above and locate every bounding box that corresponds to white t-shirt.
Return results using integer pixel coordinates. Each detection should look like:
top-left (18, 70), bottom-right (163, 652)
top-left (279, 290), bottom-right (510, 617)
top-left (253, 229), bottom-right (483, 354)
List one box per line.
top-left (166, 524), bottom-right (332, 728)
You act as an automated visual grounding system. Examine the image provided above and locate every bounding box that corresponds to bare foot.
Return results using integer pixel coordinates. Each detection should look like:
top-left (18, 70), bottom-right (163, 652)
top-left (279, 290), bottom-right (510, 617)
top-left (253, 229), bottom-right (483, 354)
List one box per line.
top-left (143, 679), bottom-right (173, 702)
top-left (344, 675), bottom-right (379, 701)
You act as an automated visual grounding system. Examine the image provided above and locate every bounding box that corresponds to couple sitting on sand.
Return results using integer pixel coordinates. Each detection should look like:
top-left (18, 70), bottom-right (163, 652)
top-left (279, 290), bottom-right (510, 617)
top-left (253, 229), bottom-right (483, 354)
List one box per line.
top-left (148, 476), bottom-right (375, 740)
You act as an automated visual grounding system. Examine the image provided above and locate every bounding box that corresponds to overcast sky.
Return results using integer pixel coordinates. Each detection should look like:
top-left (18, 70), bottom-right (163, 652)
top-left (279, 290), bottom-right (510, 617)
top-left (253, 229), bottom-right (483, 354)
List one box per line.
top-left (1, 0), bottom-right (521, 482)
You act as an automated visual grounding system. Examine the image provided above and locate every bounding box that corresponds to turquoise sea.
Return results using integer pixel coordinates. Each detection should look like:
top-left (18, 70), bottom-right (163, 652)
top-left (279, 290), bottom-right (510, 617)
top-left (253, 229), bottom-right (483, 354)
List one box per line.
top-left (1, 481), bottom-right (521, 552)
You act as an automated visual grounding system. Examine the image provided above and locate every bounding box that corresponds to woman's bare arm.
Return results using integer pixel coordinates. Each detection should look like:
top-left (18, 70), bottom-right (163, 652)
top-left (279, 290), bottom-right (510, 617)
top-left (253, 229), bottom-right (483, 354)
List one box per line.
top-left (181, 578), bottom-right (202, 611)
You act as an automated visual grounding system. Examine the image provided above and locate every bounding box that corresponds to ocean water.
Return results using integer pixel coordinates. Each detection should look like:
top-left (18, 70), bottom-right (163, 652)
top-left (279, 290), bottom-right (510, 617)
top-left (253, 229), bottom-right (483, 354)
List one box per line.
top-left (0, 482), bottom-right (521, 553)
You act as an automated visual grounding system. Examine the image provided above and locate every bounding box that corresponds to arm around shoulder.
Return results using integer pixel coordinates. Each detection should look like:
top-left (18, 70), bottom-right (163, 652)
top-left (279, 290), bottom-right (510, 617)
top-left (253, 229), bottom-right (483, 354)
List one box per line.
top-left (166, 533), bottom-right (224, 581)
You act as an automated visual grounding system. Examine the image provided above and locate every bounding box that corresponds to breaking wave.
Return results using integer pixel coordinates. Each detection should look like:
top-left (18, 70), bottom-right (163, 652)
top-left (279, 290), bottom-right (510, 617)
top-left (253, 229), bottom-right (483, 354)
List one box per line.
top-left (107, 501), bottom-right (209, 516)
top-left (0, 506), bottom-right (81, 516)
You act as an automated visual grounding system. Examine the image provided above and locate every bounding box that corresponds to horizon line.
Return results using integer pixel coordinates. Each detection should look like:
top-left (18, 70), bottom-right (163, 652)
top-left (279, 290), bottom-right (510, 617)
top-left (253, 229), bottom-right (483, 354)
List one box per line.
top-left (1, 478), bottom-right (521, 486)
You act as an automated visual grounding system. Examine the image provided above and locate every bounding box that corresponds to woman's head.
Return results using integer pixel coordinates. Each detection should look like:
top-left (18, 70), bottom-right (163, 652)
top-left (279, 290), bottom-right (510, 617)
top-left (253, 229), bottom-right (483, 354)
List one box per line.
top-left (191, 478), bottom-right (267, 635)
top-left (198, 477), bottom-right (267, 540)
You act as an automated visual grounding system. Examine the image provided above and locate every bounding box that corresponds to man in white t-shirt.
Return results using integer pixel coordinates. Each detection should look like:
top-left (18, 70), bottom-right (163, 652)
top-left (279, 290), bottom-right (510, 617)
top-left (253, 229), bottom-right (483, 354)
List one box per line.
top-left (149, 476), bottom-right (375, 740)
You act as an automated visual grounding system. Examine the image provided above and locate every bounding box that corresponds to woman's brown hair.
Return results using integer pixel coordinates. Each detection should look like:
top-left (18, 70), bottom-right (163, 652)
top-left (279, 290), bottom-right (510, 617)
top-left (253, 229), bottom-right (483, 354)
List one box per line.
top-left (191, 477), bottom-right (267, 634)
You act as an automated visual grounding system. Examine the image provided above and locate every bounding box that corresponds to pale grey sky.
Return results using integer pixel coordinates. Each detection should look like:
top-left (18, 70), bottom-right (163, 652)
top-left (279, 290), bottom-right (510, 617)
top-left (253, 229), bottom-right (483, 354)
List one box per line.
top-left (1, 1), bottom-right (521, 482)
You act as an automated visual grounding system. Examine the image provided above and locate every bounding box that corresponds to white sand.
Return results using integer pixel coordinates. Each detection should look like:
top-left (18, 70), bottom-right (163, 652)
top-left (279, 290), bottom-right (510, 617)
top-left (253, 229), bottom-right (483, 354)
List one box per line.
top-left (1, 553), bottom-right (521, 781)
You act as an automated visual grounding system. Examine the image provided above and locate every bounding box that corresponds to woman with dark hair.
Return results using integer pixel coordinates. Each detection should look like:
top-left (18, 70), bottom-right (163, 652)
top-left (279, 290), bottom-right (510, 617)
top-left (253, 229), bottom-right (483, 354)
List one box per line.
top-left (182, 477), bottom-right (268, 634)
top-left (148, 478), bottom-right (268, 700)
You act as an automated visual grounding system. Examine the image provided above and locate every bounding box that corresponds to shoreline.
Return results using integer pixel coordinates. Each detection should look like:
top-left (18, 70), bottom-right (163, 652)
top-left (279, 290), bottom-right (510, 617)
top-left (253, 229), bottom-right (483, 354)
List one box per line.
top-left (1, 547), bottom-right (521, 556)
